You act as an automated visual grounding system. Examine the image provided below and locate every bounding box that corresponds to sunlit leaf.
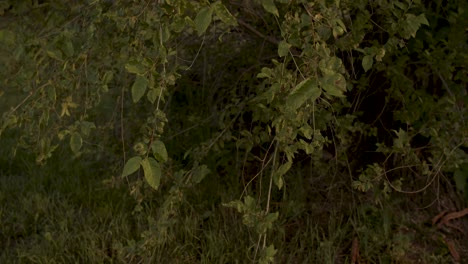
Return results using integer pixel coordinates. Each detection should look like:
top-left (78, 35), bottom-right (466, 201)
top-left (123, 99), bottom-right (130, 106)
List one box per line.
top-left (195, 7), bottom-right (213, 36)
top-left (131, 75), bottom-right (148, 103)
top-left (141, 157), bottom-right (161, 190)
top-left (122, 156), bottom-right (142, 177)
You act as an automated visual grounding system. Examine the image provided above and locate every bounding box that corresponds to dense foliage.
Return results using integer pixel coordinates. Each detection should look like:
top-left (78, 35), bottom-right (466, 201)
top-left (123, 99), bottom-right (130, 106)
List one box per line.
top-left (1, 0), bottom-right (467, 262)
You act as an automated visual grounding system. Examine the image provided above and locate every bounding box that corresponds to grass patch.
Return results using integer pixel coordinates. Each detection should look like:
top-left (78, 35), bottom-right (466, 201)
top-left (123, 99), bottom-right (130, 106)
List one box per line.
top-left (1, 154), bottom-right (462, 263)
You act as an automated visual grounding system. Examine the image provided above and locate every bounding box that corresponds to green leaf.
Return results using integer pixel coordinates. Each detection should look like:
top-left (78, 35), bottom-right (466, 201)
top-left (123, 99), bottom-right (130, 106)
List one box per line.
top-left (286, 78), bottom-right (321, 111)
top-left (131, 75), bottom-right (148, 103)
top-left (192, 164), bottom-right (210, 184)
top-left (261, 244), bottom-right (277, 264)
top-left (255, 83), bottom-right (281, 104)
top-left (362, 55), bottom-right (373, 72)
top-left (0, 29), bottom-right (15, 45)
top-left (274, 161), bottom-right (292, 190)
top-left (454, 164), bottom-right (468, 192)
top-left (122, 156), bottom-right (142, 177)
top-left (278, 40), bottom-right (290, 57)
top-left (46, 49), bottom-right (63, 61)
top-left (321, 73), bottom-right (346, 98)
top-left (47, 85), bottom-right (56, 102)
top-left (80, 121), bottom-right (96, 136)
top-left (212, 1), bottom-right (237, 26)
top-left (401, 14), bottom-right (429, 39)
top-left (257, 67), bottom-right (274, 79)
top-left (69, 132), bottom-right (82, 153)
top-left (257, 212), bottom-right (279, 234)
top-left (151, 140), bottom-right (168, 163)
top-left (60, 38), bottom-right (74, 57)
top-left (147, 88), bottom-right (159, 104)
top-left (125, 61), bottom-right (146, 75)
top-left (102, 70), bottom-right (114, 84)
top-left (261, 0), bottom-right (279, 17)
top-left (195, 7), bottom-right (213, 36)
top-left (141, 157), bottom-right (161, 190)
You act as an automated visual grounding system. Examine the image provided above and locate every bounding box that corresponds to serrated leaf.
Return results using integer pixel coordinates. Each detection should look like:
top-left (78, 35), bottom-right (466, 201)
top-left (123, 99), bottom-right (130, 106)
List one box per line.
top-left (141, 157), bottom-right (161, 190)
top-left (261, 0), bottom-right (279, 17)
top-left (69, 132), bottom-right (82, 153)
top-left (286, 78), bottom-right (321, 110)
top-left (212, 1), bottom-right (237, 26)
top-left (362, 55), bottom-right (373, 72)
top-left (195, 7), bottom-right (213, 36)
top-left (131, 75), bottom-right (148, 103)
top-left (122, 156), bottom-right (142, 177)
top-left (151, 140), bottom-right (168, 163)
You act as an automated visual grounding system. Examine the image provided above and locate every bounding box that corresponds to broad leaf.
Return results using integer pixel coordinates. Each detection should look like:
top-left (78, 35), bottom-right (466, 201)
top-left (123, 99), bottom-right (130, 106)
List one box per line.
top-left (212, 1), bottom-right (237, 26)
top-left (151, 140), bottom-right (168, 163)
top-left (401, 14), bottom-right (429, 39)
top-left (286, 78), bottom-right (321, 110)
top-left (362, 55), bottom-right (373, 72)
top-left (278, 40), bottom-right (290, 57)
top-left (192, 164), bottom-right (210, 184)
top-left (274, 161), bottom-right (292, 190)
top-left (321, 73), bottom-right (346, 98)
top-left (261, 0), bottom-right (279, 17)
top-left (131, 75), bottom-right (148, 103)
top-left (69, 132), bottom-right (82, 153)
top-left (141, 157), bottom-right (161, 190)
top-left (195, 7), bottom-right (213, 36)
top-left (125, 61), bottom-right (146, 75)
top-left (122, 156), bottom-right (142, 177)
